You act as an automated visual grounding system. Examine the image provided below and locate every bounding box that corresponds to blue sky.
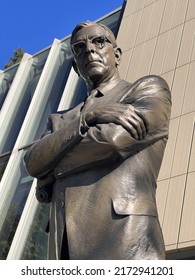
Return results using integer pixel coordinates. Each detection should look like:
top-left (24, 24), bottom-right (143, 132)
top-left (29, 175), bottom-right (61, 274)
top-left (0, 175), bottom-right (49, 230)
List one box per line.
top-left (0, 0), bottom-right (124, 70)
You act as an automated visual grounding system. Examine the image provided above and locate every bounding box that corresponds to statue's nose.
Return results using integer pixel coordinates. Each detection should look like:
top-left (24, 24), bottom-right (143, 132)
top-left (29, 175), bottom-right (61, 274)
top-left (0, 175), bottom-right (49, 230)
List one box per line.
top-left (85, 40), bottom-right (95, 54)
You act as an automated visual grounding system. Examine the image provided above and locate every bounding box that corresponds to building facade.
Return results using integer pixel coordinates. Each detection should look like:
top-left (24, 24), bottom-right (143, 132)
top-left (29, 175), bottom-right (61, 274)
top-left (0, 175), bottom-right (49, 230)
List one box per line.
top-left (0, 0), bottom-right (195, 260)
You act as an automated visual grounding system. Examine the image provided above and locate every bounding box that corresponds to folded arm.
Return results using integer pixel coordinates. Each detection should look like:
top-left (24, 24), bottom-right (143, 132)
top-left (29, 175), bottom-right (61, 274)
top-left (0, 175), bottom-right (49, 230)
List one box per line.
top-left (81, 75), bottom-right (171, 155)
top-left (24, 108), bottom-right (84, 178)
top-left (52, 75), bottom-right (171, 177)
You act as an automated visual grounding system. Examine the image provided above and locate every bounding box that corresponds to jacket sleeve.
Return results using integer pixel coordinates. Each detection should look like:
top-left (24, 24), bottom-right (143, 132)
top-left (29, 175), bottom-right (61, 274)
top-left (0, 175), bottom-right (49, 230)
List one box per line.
top-left (93, 75), bottom-right (172, 159)
top-left (24, 108), bottom-right (85, 178)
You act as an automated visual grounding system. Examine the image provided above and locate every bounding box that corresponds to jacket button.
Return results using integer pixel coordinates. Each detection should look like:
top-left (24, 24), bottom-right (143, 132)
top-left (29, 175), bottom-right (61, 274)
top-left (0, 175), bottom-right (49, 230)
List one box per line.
top-left (61, 201), bottom-right (65, 208)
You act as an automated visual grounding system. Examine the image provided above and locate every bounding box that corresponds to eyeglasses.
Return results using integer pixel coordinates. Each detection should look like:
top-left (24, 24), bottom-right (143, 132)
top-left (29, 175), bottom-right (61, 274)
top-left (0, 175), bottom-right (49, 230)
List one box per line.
top-left (71, 36), bottom-right (112, 56)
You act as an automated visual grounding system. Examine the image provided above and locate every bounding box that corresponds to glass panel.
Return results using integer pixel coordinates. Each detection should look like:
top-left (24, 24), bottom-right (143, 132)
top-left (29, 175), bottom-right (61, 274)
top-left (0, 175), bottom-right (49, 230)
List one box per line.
top-left (61, 37), bottom-right (71, 57)
top-left (69, 77), bottom-right (87, 108)
top-left (0, 41), bottom-right (73, 259)
top-left (0, 49), bottom-right (50, 155)
top-left (0, 65), bottom-right (19, 109)
top-left (98, 10), bottom-right (122, 35)
top-left (21, 203), bottom-right (50, 260)
top-left (0, 150), bottom-right (33, 259)
top-left (32, 47), bottom-right (72, 140)
top-left (0, 153), bottom-right (11, 182)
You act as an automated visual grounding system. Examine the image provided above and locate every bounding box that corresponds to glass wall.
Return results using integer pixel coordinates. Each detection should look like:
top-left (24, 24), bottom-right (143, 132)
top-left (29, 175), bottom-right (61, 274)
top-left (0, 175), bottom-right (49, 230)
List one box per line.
top-left (0, 39), bottom-right (73, 259)
top-left (0, 50), bottom-right (50, 155)
top-left (0, 150), bottom-right (33, 259)
top-left (21, 202), bottom-right (50, 260)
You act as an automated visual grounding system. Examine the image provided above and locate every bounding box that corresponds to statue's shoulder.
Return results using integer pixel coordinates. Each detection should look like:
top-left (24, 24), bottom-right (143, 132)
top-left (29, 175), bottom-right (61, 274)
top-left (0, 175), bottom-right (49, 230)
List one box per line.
top-left (133, 75), bottom-right (170, 91)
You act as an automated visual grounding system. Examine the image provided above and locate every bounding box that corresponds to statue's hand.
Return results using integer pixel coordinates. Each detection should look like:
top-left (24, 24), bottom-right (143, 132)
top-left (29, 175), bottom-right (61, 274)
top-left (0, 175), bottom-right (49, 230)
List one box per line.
top-left (83, 103), bottom-right (148, 140)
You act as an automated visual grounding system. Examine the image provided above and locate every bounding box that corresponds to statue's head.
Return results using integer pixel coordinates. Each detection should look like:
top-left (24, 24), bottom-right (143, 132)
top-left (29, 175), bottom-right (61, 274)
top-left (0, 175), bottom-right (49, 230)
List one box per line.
top-left (70, 21), bottom-right (122, 89)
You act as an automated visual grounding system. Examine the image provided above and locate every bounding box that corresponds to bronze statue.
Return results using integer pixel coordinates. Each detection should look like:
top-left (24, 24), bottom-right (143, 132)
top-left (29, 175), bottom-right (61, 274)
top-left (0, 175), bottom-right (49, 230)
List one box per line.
top-left (24, 21), bottom-right (172, 260)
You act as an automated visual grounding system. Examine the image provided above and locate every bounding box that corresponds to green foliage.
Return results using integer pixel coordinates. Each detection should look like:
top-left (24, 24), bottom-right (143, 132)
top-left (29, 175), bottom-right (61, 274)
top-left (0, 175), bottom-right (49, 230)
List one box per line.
top-left (4, 48), bottom-right (24, 69)
top-left (0, 201), bottom-right (49, 260)
top-left (21, 203), bottom-right (50, 260)
top-left (0, 202), bottom-right (20, 259)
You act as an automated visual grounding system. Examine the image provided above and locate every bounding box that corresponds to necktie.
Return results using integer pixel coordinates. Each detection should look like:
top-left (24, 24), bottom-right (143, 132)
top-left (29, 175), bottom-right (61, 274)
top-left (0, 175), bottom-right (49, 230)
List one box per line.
top-left (81, 90), bottom-right (98, 112)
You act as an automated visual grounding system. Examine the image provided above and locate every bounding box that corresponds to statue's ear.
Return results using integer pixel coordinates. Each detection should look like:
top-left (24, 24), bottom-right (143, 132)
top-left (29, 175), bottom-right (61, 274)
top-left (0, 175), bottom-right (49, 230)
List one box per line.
top-left (114, 47), bottom-right (122, 66)
top-left (72, 59), bottom-right (80, 76)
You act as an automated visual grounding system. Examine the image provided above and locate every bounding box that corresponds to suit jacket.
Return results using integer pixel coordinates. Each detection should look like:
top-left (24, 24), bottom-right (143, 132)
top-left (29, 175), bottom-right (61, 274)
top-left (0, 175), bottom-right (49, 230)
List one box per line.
top-left (24, 75), bottom-right (171, 260)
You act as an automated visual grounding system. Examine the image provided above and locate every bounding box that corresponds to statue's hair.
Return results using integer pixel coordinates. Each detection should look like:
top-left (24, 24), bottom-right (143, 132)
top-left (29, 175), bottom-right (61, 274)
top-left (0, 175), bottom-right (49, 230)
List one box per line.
top-left (70, 21), bottom-right (117, 48)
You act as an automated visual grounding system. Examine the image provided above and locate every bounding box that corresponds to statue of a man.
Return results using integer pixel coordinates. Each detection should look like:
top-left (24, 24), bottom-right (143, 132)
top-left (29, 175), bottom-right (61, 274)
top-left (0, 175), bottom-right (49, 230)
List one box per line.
top-left (24, 21), bottom-right (171, 260)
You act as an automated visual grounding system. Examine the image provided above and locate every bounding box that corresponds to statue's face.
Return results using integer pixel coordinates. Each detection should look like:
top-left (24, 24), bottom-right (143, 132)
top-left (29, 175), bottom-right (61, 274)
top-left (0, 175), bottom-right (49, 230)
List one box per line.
top-left (71, 25), bottom-right (119, 85)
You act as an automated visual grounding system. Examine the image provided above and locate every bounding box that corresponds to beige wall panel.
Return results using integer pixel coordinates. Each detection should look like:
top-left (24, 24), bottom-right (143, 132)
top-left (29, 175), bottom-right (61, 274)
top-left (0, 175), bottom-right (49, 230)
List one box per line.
top-left (126, 44), bottom-right (144, 82)
top-left (117, 17), bottom-right (131, 52)
top-left (160, 0), bottom-right (177, 34)
top-left (119, 0), bottom-right (195, 255)
top-left (135, 4), bottom-right (153, 46)
top-left (171, 112), bottom-right (195, 177)
top-left (191, 35), bottom-right (195, 62)
top-left (147, 0), bottom-right (166, 41)
top-left (158, 118), bottom-right (180, 180)
top-left (170, 64), bottom-right (189, 119)
top-left (189, 125), bottom-right (195, 172)
top-left (186, 0), bottom-right (195, 21)
top-left (145, 0), bottom-right (156, 6)
top-left (117, 11), bottom-right (142, 52)
top-left (132, 0), bottom-right (146, 13)
top-left (182, 61), bottom-right (195, 114)
top-left (150, 31), bottom-right (169, 75)
top-left (177, 18), bottom-right (195, 68)
top-left (162, 25), bottom-right (183, 74)
top-left (172, 0), bottom-right (188, 28)
top-left (119, 49), bottom-right (133, 80)
top-left (162, 175), bottom-right (186, 246)
top-left (161, 70), bottom-right (174, 90)
top-left (165, 244), bottom-right (178, 252)
top-left (156, 179), bottom-right (170, 226)
top-left (178, 240), bottom-right (195, 251)
top-left (121, 0), bottom-right (145, 19)
top-left (178, 172), bottom-right (195, 245)
top-left (137, 38), bottom-right (157, 77)
top-left (122, 0), bottom-right (137, 18)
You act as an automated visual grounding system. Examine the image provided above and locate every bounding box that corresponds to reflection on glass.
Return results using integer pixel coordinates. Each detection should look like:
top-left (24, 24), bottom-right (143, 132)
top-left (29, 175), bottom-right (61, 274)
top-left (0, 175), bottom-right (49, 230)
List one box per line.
top-left (0, 42), bottom-right (73, 259)
top-left (0, 152), bottom-right (11, 182)
top-left (21, 203), bottom-right (50, 260)
top-left (69, 77), bottom-right (87, 108)
top-left (0, 65), bottom-right (19, 109)
top-left (0, 49), bottom-right (50, 155)
top-left (31, 47), bottom-right (73, 141)
top-left (0, 152), bottom-right (33, 259)
top-left (97, 10), bottom-right (121, 36)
